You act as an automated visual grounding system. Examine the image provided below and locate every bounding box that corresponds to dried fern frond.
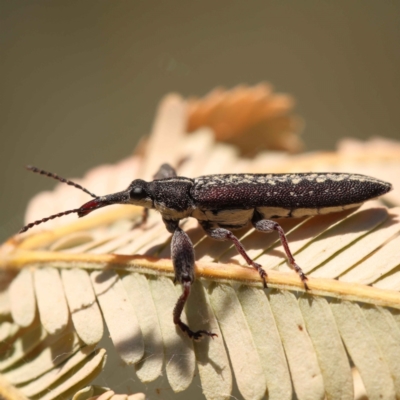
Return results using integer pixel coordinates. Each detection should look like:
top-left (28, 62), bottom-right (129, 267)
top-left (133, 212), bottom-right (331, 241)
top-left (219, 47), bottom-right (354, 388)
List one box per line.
top-left (187, 83), bottom-right (304, 156)
top-left (1, 94), bottom-right (400, 400)
top-left (72, 385), bottom-right (145, 400)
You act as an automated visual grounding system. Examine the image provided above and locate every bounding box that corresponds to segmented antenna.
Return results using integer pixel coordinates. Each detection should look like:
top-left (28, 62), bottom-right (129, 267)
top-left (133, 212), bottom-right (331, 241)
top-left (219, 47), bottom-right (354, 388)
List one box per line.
top-left (19, 208), bottom-right (81, 233)
top-left (26, 165), bottom-right (98, 198)
top-left (19, 201), bottom-right (102, 233)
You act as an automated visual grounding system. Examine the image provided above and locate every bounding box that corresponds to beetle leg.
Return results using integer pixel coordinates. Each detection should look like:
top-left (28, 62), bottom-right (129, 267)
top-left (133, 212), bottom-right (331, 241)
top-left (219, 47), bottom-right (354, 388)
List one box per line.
top-left (252, 214), bottom-right (309, 290)
top-left (153, 163), bottom-right (177, 179)
top-left (200, 222), bottom-right (268, 288)
top-left (167, 220), bottom-right (217, 340)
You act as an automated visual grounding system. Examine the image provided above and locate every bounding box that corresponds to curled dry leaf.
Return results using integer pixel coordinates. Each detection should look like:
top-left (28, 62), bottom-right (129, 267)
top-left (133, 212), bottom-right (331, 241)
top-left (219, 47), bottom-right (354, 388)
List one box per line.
top-left (187, 83), bottom-right (304, 156)
top-left (1, 93), bottom-right (400, 400)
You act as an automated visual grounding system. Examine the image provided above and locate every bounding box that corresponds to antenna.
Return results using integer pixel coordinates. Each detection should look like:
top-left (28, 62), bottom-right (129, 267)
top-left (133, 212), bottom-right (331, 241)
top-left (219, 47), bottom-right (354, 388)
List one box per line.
top-left (20, 167), bottom-right (133, 234)
top-left (19, 202), bottom-right (102, 233)
top-left (25, 165), bottom-right (98, 198)
top-left (19, 208), bottom-right (82, 233)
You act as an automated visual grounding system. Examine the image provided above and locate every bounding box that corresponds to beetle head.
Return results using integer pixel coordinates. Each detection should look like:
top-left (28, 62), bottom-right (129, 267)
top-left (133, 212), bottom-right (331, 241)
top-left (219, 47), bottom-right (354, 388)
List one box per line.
top-left (19, 167), bottom-right (154, 233)
top-left (77, 179), bottom-right (153, 217)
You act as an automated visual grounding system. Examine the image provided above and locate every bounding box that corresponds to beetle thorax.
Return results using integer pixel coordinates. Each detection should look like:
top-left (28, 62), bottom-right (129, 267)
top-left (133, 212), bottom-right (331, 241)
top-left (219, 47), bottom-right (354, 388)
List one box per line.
top-left (150, 178), bottom-right (195, 219)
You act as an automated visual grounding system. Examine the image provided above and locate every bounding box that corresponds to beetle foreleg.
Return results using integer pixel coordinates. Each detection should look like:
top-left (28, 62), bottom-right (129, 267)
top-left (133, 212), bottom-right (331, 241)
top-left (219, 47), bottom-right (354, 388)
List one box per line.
top-left (200, 223), bottom-right (268, 287)
top-left (251, 216), bottom-right (309, 290)
top-left (171, 225), bottom-right (195, 284)
top-left (170, 224), bottom-right (217, 340)
top-left (153, 163), bottom-right (177, 180)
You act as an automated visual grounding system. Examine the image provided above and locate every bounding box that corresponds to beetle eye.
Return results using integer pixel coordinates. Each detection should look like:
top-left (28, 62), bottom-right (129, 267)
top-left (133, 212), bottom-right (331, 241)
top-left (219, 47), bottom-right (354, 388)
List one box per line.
top-left (130, 186), bottom-right (146, 199)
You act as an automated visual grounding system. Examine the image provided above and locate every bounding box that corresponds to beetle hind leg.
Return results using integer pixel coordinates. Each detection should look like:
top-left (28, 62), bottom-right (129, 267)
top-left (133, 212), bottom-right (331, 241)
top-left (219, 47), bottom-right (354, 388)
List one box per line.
top-left (251, 214), bottom-right (309, 290)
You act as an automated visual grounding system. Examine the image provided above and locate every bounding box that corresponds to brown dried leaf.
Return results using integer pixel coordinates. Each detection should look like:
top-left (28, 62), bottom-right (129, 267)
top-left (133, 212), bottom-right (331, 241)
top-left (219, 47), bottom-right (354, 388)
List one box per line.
top-left (187, 83), bottom-right (304, 155)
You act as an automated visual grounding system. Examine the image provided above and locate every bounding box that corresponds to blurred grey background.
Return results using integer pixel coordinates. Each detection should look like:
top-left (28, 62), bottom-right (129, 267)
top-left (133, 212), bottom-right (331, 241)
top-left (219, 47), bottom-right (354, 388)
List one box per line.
top-left (1, 1), bottom-right (400, 243)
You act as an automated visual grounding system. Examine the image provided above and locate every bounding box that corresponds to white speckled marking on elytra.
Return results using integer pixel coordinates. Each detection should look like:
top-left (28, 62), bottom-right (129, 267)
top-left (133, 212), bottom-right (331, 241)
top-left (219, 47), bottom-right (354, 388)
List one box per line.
top-left (304, 174), bottom-right (318, 181)
top-left (195, 173), bottom-right (389, 189)
top-left (326, 174), bottom-right (345, 182)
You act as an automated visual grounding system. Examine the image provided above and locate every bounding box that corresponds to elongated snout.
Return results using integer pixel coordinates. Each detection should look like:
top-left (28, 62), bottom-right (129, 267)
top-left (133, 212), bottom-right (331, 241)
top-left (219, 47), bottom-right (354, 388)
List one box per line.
top-left (77, 191), bottom-right (130, 217)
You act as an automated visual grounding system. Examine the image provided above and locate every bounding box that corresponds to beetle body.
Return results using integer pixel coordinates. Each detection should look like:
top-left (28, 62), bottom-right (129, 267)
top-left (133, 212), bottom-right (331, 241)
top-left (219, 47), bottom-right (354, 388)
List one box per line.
top-left (21, 165), bottom-right (392, 340)
top-left (127, 172), bottom-right (391, 228)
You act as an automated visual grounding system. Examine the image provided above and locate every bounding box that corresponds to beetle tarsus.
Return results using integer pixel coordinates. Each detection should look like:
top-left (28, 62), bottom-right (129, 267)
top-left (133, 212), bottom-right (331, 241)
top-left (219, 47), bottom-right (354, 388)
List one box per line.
top-left (177, 321), bottom-right (218, 340)
top-left (253, 262), bottom-right (268, 288)
top-left (293, 263), bottom-right (309, 290)
top-left (173, 280), bottom-right (217, 340)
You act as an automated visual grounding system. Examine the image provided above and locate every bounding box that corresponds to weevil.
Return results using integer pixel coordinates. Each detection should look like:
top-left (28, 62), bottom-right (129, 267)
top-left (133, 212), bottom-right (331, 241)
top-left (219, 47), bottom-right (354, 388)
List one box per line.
top-left (20, 164), bottom-right (392, 339)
